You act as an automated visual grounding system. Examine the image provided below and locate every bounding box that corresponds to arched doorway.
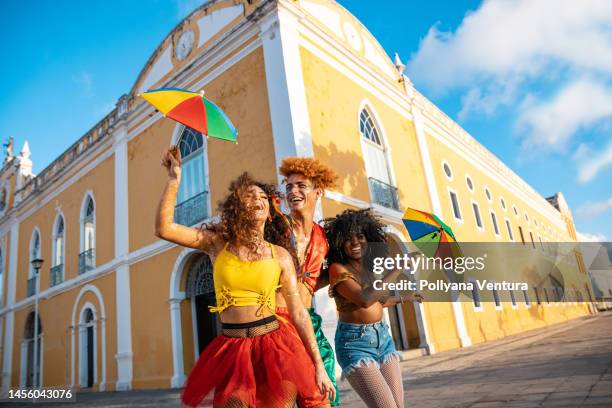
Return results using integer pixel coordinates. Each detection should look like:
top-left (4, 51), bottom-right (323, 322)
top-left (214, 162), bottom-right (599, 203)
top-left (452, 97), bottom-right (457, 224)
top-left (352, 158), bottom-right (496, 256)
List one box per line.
top-left (185, 254), bottom-right (219, 353)
top-left (23, 312), bottom-right (42, 387)
top-left (79, 307), bottom-right (96, 388)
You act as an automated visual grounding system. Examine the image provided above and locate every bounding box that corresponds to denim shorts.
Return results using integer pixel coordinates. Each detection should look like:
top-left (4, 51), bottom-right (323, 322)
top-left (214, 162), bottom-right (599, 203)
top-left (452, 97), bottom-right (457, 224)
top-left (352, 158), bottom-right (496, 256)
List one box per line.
top-left (334, 320), bottom-right (401, 378)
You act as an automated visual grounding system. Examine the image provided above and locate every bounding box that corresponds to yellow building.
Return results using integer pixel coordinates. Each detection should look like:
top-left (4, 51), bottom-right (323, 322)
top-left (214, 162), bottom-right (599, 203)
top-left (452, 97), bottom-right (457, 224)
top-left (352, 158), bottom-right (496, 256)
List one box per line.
top-left (0, 0), bottom-right (595, 393)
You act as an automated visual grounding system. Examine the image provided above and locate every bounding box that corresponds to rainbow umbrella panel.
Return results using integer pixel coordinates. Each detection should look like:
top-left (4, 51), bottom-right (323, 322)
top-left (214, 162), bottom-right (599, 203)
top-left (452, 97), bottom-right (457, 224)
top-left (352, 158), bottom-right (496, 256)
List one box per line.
top-left (140, 88), bottom-right (237, 142)
top-left (402, 207), bottom-right (462, 259)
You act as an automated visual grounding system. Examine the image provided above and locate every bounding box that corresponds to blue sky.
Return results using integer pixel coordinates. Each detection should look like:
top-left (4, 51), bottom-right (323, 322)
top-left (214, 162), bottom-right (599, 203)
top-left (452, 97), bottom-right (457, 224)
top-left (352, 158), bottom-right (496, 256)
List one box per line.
top-left (0, 0), bottom-right (610, 240)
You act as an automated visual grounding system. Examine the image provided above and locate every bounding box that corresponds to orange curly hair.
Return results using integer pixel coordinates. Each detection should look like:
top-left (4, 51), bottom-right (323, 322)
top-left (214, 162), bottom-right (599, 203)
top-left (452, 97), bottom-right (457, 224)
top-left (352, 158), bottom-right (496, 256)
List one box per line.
top-left (279, 157), bottom-right (338, 190)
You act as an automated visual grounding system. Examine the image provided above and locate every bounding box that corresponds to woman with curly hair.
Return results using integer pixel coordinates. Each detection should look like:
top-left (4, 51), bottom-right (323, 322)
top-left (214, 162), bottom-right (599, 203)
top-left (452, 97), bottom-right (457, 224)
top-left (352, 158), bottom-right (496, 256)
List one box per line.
top-left (324, 209), bottom-right (421, 408)
top-left (155, 146), bottom-right (335, 408)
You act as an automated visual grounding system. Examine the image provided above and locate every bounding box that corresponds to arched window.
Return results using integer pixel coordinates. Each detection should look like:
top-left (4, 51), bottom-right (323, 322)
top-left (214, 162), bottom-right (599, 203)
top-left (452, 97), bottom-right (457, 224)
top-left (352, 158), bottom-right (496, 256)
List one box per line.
top-left (175, 127), bottom-right (208, 226)
top-left (23, 311), bottom-right (42, 388)
top-left (359, 108), bottom-right (398, 210)
top-left (80, 195), bottom-right (95, 274)
top-left (28, 230), bottom-right (41, 297)
top-left (51, 215), bottom-right (65, 286)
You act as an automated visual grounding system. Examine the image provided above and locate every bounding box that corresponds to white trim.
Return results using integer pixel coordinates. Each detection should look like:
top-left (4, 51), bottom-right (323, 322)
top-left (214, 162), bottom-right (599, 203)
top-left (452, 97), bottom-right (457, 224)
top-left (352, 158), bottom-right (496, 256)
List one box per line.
top-left (484, 186), bottom-right (492, 203)
top-left (504, 217), bottom-right (514, 241)
top-left (442, 160), bottom-right (453, 181)
top-left (1, 222), bottom-right (18, 395)
top-left (15, 140), bottom-right (114, 224)
top-left (168, 247), bottom-right (197, 388)
top-left (470, 200), bottom-right (484, 231)
top-left (260, 7), bottom-right (315, 185)
top-left (384, 227), bottom-right (430, 353)
top-left (78, 302), bottom-right (98, 388)
top-left (28, 228), bottom-right (42, 280)
top-left (113, 120), bottom-right (132, 391)
top-left (447, 187), bottom-right (464, 223)
top-left (490, 210), bottom-right (501, 238)
top-left (79, 192), bottom-right (97, 269)
top-left (70, 284), bottom-right (106, 391)
top-left (465, 174), bottom-right (474, 193)
top-left (171, 125), bottom-right (212, 220)
top-left (469, 279), bottom-right (483, 312)
top-left (51, 212), bottom-right (66, 278)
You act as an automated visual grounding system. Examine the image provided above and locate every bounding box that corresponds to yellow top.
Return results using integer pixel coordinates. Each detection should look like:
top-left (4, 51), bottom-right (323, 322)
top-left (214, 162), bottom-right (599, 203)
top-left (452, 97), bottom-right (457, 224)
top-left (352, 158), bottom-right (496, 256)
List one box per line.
top-left (209, 243), bottom-right (282, 316)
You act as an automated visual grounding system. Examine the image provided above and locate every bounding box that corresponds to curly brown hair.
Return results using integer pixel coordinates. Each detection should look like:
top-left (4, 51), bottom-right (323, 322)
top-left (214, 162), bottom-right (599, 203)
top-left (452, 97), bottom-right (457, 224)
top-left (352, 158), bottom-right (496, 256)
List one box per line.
top-left (279, 157), bottom-right (338, 190)
top-left (204, 172), bottom-right (293, 256)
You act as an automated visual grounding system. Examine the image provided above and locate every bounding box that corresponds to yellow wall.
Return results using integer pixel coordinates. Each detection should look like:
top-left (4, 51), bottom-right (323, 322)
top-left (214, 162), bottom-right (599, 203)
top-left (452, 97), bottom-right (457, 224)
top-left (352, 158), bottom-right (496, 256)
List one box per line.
top-left (128, 46), bottom-right (277, 252)
top-left (15, 154), bottom-right (114, 302)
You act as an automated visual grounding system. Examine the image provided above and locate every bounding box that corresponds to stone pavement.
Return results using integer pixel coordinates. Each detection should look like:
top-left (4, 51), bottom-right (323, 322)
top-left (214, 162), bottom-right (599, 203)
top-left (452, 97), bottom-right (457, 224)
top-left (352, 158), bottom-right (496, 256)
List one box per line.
top-left (2, 311), bottom-right (610, 407)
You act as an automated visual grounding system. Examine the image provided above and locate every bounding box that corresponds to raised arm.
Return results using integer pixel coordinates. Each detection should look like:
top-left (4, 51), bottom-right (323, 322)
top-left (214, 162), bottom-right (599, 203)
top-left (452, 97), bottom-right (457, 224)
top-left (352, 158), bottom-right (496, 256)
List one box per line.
top-left (155, 147), bottom-right (221, 254)
top-left (277, 246), bottom-right (335, 402)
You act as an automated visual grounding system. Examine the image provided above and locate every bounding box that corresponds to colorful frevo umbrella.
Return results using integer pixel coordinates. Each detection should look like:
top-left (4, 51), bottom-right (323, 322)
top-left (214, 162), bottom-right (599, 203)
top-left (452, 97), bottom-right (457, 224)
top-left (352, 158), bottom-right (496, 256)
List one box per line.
top-left (140, 87), bottom-right (238, 142)
top-left (402, 207), bottom-right (462, 259)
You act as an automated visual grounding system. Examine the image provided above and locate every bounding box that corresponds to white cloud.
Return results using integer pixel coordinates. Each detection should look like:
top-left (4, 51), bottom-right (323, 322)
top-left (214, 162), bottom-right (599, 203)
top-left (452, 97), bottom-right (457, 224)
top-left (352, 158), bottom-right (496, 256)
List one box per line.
top-left (575, 140), bottom-right (612, 182)
top-left (576, 198), bottom-right (612, 218)
top-left (577, 231), bottom-right (609, 242)
top-left (407, 0), bottom-right (612, 179)
top-left (408, 0), bottom-right (612, 94)
top-left (517, 79), bottom-right (612, 150)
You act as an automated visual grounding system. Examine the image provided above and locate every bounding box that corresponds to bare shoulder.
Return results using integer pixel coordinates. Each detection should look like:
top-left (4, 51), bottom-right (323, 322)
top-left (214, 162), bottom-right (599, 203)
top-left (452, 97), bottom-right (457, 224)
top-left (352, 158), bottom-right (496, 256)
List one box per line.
top-left (273, 244), bottom-right (291, 261)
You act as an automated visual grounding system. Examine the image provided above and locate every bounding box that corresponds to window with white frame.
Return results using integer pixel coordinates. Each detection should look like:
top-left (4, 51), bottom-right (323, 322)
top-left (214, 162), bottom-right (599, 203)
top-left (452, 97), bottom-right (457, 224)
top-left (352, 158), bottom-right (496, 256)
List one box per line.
top-left (28, 230), bottom-right (41, 296)
top-left (449, 191), bottom-right (462, 220)
top-left (175, 127), bottom-right (208, 226)
top-left (471, 280), bottom-right (481, 310)
top-left (500, 197), bottom-right (506, 210)
top-left (359, 108), bottom-right (398, 210)
top-left (0, 187), bottom-right (6, 213)
top-left (51, 216), bottom-right (65, 286)
top-left (80, 195), bottom-right (95, 273)
top-left (493, 287), bottom-right (501, 309)
top-left (509, 290), bottom-right (517, 307)
top-left (490, 211), bottom-right (500, 236)
top-left (472, 202), bottom-right (483, 228)
top-left (523, 289), bottom-right (531, 307)
top-left (505, 219), bottom-right (514, 241)
top-left (466, 176), bottom-right (474, 192)
top-left (442, 162), bottom-right (453, 179)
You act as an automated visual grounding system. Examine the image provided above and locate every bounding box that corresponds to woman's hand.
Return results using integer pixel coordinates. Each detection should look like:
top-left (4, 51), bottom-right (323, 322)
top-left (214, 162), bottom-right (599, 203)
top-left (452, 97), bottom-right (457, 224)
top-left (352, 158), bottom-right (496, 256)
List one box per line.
top-left (161, 146), bottom-right (181, 181)
top-left (315, 364), bottom-right (336, 402)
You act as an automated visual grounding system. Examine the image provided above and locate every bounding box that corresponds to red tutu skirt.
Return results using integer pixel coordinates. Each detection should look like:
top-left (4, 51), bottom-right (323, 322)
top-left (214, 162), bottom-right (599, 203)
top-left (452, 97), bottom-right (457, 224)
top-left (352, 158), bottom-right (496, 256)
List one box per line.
top-left (181, 322), bottom-right (328, 407)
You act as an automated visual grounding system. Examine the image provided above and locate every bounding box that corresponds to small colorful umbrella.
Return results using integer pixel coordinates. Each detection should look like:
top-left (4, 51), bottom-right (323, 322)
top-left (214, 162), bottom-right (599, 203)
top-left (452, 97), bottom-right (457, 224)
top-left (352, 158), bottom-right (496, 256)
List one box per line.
top-left (140, 87), bottom-right (237, 142)
top-left (402, 207), bottom-right (462, 259)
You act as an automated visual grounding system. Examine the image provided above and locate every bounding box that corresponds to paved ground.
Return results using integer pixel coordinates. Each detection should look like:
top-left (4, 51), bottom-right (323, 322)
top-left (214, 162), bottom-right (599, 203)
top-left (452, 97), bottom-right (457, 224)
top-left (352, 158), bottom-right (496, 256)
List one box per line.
top-left (2, 311), bottom-right (611, 407)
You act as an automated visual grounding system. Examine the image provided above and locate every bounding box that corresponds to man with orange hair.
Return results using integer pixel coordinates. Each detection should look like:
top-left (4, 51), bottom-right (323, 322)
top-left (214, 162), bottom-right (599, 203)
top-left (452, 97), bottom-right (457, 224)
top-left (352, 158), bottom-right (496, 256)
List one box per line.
top-left (274, 157), bottom-right (341, 406)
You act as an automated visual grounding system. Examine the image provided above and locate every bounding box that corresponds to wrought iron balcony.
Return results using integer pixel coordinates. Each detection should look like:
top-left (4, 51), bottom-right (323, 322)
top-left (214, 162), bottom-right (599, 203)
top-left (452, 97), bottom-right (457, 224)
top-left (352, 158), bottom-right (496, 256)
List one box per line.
top-left (50, 264), bottom-right (64, 287)
top-left (175, 192), bottom-right (208, 226)
top-left (79, 248), bottom-right (95, 274)
top-left (27, 277), bottom-right (36, 297)
top-left (368, 177), bottom-right (400, 210)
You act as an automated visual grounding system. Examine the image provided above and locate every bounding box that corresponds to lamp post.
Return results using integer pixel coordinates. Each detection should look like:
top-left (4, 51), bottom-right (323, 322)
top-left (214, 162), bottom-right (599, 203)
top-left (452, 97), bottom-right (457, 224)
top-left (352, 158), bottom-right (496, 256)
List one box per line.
top-left (30, 258), bottom-right (43, 389)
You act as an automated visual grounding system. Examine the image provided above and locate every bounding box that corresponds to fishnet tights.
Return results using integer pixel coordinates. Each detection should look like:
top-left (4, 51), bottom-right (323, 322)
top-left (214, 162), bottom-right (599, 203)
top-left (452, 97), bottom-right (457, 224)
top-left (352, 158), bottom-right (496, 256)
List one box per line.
top-left (347, 357), bottom-right (404, 408)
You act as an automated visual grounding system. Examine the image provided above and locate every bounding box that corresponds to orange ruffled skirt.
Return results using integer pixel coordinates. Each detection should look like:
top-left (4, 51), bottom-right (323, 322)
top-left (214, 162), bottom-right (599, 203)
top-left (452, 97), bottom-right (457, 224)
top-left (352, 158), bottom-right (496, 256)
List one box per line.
top-left (180, 322), bottom-right (327, 407)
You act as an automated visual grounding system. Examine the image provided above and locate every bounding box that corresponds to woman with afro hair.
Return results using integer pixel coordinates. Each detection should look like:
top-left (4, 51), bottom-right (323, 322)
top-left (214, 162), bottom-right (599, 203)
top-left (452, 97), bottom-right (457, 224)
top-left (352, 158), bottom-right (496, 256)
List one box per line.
top-left (155, 147), bottom-right (335, 407)
top-left (324, 209), bottom-right (422, 408)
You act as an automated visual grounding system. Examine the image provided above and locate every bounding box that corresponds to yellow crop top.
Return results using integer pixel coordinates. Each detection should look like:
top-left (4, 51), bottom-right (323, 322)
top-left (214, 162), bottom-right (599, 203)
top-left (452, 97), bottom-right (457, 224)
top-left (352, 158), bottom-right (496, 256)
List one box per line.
top-left (209, 243), bottom-right (282, 316)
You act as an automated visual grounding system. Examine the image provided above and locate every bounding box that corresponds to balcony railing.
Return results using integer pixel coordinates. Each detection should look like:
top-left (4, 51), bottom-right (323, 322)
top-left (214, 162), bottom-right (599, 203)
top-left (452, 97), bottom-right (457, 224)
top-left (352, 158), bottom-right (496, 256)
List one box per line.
top-left (368, 177), bottom-right (400, 210)
top-left (79, 248), bottom-right (95, 274)
top-left (50, 264), bottom-right (64, 287)
top-left (27, 277), bottom-right (36, 297)
top-left (175, 192), bottom-right (208, 226)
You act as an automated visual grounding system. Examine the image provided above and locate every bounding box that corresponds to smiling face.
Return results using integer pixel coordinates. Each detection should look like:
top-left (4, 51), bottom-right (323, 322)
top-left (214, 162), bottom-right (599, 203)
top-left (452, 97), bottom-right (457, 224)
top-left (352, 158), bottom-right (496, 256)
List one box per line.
top-left (243, 185), bottom-right (270, 222)
top-left (285, 174), bottom-right (322, 213)
top-left (342, 231), bottom-right (368, 261)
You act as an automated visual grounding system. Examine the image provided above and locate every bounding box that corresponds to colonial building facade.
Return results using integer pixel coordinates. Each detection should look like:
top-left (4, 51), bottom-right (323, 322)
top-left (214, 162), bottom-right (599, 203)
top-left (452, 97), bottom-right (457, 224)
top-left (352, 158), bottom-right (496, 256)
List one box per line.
top-left (0, 0), bottom-right (594, 393)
